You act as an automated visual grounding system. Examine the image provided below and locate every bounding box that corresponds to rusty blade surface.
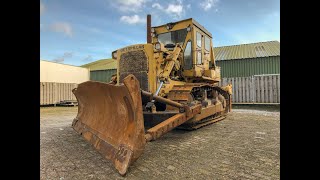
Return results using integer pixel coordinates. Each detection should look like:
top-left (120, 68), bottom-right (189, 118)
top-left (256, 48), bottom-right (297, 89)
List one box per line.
top-left (72, 75), bottom-right (146, 175)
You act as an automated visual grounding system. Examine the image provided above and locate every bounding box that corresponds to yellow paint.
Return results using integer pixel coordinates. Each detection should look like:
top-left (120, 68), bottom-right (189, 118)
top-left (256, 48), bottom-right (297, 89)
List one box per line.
top-left (113, 18), bottom-right (228, 97)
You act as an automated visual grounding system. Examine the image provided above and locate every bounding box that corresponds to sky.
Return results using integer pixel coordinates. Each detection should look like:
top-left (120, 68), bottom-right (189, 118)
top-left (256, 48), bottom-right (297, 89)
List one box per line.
top-left (40, 0), bottom-right (280, 66)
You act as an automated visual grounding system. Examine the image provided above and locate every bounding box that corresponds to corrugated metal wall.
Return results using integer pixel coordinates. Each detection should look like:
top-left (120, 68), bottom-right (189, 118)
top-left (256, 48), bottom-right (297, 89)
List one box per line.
top-left (90, 69), bottom-right (116, 82)
top-left (40, 60), bottom-right (90, 83)
top-left (219, 74), bottom-right (280, 104)
top-left (40, 82), bottom-right (77, 105)
top-left (216, 56), bottom-right (280, 78)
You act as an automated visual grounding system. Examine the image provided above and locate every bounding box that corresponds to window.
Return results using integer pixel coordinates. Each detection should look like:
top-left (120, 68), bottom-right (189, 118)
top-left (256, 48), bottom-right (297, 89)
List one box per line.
top-left (196, 31), bottom-right (202, 64)
top-left (197, 51), bottom-right (202, 64)
top-left (183, 41), bottom-right (192, 70)
top-left (205, 36), bottom-right (210, 51)
top-left (158, 28), bottom-right (188, 46)
top-left (196, 32), bottom-right (202, 47)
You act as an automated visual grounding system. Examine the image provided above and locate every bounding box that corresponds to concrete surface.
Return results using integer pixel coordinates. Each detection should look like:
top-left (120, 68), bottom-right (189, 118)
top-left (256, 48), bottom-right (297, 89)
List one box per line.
top-left (40, 107), bottom-right (280, 179)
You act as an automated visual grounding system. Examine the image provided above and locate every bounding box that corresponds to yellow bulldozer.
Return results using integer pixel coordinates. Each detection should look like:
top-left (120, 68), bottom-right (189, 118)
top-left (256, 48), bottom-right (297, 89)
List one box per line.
top-left (72, 15), bottom-right (232, 175)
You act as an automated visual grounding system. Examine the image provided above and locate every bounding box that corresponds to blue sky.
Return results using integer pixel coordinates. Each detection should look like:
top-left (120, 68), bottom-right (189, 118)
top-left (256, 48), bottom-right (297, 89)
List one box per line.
top-left (40, 0), bottom-right (280, 66)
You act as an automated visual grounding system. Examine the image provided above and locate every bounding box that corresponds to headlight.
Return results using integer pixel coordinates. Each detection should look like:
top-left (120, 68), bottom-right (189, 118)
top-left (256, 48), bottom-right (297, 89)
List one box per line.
top-left (155, 43), bottom-right (161, 51)
top-left (151, 32), bottom-right (157, 37)
top-left (151, 28), bottom-right (155, 33)
top-left (112, 50), bottom-right (117, 59)
top-left (187, 26), bottom-right (192, 32)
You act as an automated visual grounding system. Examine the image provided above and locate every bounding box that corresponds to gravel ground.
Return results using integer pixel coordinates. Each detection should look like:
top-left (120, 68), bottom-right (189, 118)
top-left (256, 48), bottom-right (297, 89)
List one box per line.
top-left (40, 106), bottom-right (280, 180)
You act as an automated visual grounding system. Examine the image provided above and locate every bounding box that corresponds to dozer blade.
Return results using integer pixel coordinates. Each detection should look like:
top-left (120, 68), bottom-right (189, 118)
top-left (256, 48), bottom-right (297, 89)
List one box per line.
top-left (71, 75), bottom-right (146, 175)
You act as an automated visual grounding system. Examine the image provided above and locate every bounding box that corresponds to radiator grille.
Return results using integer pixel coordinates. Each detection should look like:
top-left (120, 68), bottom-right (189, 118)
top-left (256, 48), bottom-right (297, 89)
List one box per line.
top-left (119, 50), bottom-right (149, 91)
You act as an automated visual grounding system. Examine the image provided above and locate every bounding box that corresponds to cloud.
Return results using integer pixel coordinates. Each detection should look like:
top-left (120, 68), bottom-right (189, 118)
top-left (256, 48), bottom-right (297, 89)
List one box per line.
top-left (53, 52), bottom-right (73, 63)
top-left (166, 4), bottom-right (183, 17)
top-left (152, 1), bottom-right (185, 19)
top-left (120, 15), bottom-right (145, 24)
top-left (49, 22), bottom-right (73, 37)
top-left (112, 0), bottom-right (147, 12)
top-left (40, 1), bottom-right (45, 15)
top-left (152, 3), bottom-right (163, 10)
top-left (200, 0), bottom-right (219, 11)
top-left (82, 55), bottom-right (93, 62)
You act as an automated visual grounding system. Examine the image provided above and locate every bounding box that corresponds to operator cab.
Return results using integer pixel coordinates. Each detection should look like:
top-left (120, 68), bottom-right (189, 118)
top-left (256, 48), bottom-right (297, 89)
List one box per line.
top-left (151, 18), bottom-right (217, 79)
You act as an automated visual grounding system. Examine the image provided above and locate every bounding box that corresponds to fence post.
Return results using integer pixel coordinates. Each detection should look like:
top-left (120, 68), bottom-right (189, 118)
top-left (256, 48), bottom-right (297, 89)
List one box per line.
top-left (277, 75), bottom-right (280, 103)
top-left (251, 76), bottom-right (255, 103)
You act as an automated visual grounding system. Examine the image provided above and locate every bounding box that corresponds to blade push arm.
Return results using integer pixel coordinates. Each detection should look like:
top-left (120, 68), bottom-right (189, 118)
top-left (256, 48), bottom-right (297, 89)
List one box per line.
top-left (142, 90), bottom-right (201, 141)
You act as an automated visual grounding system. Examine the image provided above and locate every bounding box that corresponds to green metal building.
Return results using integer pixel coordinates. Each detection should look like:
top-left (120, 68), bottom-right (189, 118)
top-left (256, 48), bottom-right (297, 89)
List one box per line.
top-left (214, 41), bottom-right (280, 78)
top-left (81, 59), bottom-right (117, 82)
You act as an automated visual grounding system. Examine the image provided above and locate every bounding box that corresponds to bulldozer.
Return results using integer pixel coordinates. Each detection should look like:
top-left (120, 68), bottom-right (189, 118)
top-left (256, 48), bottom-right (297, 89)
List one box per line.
top-left (72, 15), bottom-right (232, 175)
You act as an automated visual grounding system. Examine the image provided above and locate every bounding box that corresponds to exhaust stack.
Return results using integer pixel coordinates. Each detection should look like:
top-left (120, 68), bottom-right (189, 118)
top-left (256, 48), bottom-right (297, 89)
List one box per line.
top-left (147, 14), bottom-right (151, 43)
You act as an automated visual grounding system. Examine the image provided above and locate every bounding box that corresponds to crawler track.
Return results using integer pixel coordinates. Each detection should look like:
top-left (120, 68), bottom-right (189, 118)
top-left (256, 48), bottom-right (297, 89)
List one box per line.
top-left (167, 83), bottom-right (231, 130)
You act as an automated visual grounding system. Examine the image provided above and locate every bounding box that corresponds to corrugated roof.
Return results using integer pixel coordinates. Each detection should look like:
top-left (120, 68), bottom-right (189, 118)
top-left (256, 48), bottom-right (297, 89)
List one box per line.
top-left (81, 58), bottom-right (117, 71)
top-left (214, 41), bottom-right (280, 61)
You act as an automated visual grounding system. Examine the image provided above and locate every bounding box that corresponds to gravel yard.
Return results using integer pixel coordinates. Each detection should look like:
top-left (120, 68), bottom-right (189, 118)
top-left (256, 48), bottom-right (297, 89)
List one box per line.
top-left (40, 106), bottom-right (280, 179)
